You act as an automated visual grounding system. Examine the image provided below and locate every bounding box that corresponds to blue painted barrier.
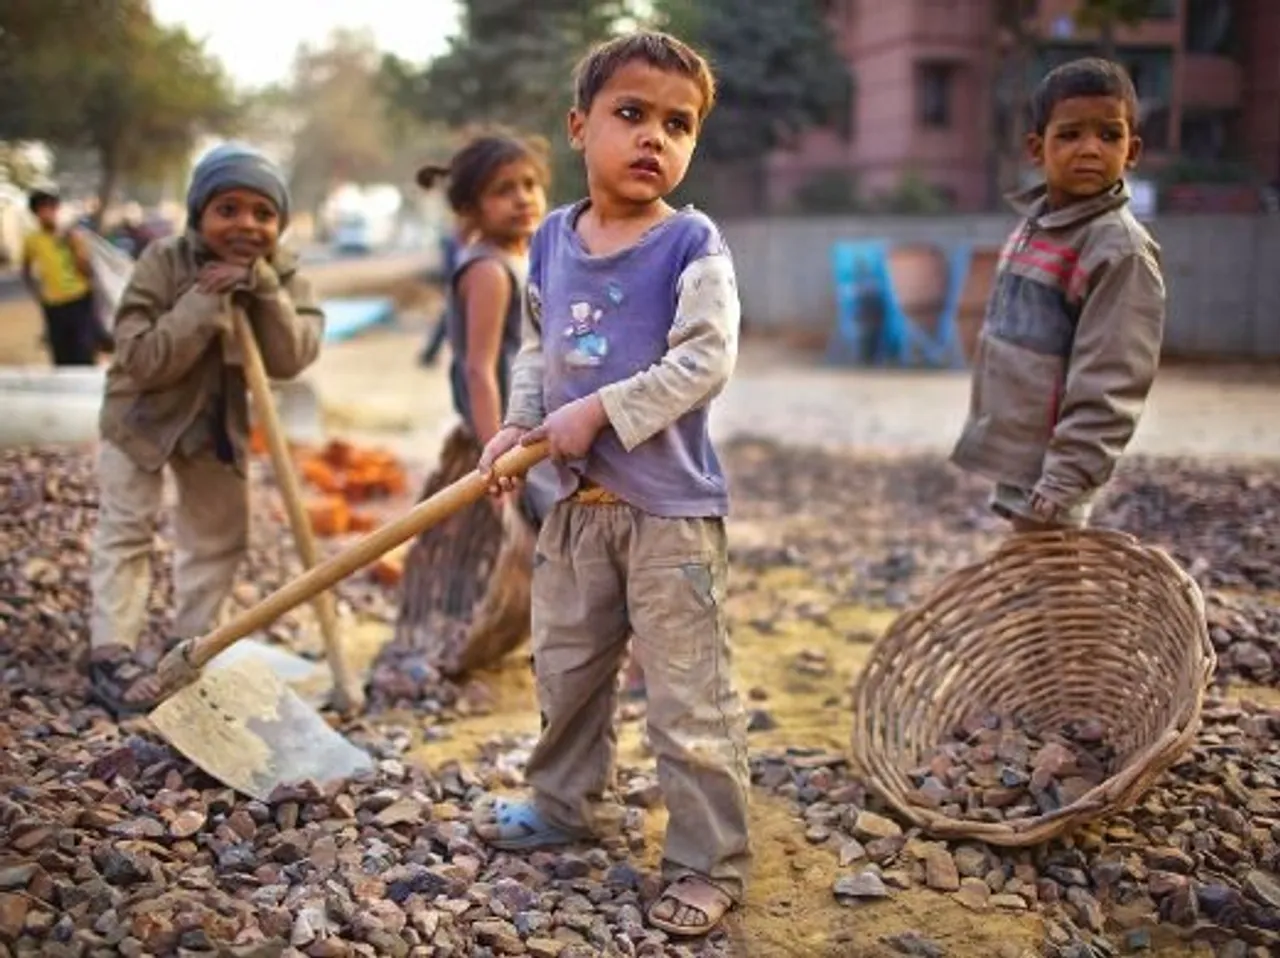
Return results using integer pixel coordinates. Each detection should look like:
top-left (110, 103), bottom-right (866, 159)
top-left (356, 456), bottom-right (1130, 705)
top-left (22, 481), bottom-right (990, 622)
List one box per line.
top-left (321, 297), bottom-right (396, 343)
top-left (828, 240), bottom-right (973, 369)
top-left (826, 240), bottom-right (890, 366)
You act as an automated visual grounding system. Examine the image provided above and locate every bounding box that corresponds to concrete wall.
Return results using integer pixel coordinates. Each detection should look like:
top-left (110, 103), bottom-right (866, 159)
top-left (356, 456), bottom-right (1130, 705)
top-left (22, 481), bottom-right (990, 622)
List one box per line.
top-left (721, 215), bottom-right (1280, 361)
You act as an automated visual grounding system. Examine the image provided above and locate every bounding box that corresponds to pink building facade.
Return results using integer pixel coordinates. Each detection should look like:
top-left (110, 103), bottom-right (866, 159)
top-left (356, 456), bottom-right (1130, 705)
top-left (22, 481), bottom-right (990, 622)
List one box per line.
top-left (765, 0), bottom-right (1280, 213)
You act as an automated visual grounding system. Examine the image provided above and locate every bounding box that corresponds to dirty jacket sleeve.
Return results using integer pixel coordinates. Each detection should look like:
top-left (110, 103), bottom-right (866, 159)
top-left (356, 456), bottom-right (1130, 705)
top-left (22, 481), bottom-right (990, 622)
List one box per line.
top-left (598, 253), bottom-right (740, 452)
top-left (243, 259), bottom-right (324, 381)
top-left (503, 278), bottom-right (548, 430)
top-left (113, 244), bottom-right (226, 390)
top-left (1033, 245), bottom-right (1166, 508)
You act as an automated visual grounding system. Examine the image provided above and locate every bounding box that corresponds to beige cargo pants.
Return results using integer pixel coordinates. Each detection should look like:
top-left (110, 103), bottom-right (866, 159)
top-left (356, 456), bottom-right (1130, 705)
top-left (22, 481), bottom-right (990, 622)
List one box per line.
top-left (90, 441), bottom-right (249, 650)
top-left (525, 498), bottom-right (752, 902)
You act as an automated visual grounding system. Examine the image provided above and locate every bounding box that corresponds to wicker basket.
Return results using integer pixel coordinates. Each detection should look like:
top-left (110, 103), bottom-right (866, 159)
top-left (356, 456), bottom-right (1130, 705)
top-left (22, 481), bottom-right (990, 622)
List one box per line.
top-left (850, 529), bottom-right (1215, 847)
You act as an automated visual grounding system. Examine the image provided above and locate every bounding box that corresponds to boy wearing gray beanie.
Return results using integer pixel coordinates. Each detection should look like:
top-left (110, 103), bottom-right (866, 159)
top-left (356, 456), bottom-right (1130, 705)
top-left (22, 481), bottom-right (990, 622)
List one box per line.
top-left (88, 142), bottom-right (325, 717)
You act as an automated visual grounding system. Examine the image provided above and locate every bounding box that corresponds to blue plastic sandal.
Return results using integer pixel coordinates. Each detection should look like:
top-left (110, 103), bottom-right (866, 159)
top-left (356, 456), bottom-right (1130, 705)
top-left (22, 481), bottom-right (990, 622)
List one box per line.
top-left (475, 796), bottom-right (575, 851)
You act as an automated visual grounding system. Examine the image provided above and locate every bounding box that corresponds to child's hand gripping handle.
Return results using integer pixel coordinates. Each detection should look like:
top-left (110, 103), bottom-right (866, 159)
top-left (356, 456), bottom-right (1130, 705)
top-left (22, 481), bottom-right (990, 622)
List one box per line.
top-left (154, 440), bottom-right (550, 695)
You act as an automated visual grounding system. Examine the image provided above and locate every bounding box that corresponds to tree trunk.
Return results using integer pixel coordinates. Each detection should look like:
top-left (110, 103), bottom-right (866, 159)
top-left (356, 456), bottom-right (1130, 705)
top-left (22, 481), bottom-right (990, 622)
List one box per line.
top-left (1099, 20), bottom-right (1117, 61)
top-left (985, 5), bottom-right (1003, 210)
top-left (93, 149), bottom-right (119, 231)
top-left (992, 0), bottom-right (1037, 201)
top-left (1000, 39), bottom-right (1031, 197)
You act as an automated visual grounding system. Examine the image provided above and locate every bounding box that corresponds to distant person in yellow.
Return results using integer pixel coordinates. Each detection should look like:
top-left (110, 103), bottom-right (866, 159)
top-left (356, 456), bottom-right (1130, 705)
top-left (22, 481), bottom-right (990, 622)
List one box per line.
top-left (20, 189), bottom-right (101, 366)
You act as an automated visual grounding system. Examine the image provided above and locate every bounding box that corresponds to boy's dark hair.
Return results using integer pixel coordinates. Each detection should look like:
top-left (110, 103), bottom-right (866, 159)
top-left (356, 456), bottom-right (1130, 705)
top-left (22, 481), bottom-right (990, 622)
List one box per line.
top-left (1030, 57), bottom-right (1139, 135)
top-left (28, 189), bottom-right (59, 215)
top-left (573, 31), bottom-right (716, 121)
top-left (416, 133), bottom-right (551, 215)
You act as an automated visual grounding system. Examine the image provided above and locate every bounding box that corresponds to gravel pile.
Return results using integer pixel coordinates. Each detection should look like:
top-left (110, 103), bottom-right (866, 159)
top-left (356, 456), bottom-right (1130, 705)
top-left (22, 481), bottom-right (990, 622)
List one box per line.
top-left (3, 440), bottom-right (1278, 957)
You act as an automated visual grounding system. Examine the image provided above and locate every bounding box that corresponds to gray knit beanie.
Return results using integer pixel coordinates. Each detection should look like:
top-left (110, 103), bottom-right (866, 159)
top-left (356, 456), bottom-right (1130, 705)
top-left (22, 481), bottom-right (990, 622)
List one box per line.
top-left (187, 142), bottom-right (290, 230)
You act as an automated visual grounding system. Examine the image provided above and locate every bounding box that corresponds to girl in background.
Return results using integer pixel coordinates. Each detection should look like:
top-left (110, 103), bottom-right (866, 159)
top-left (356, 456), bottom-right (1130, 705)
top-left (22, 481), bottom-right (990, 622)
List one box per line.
top-left (374, 133), bottom-right (555, 698)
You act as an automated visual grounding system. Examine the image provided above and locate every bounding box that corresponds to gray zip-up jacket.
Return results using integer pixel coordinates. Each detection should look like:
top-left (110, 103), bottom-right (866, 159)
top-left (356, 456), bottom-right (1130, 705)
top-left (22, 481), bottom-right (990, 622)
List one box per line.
top-left (951, 180), bottom-right (1166, 508)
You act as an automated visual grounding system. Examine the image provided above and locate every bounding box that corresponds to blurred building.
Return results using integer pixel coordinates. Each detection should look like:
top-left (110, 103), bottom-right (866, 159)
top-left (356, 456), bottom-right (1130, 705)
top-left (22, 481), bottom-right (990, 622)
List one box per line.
top-left (766, 0), bottom-right (1279, 213)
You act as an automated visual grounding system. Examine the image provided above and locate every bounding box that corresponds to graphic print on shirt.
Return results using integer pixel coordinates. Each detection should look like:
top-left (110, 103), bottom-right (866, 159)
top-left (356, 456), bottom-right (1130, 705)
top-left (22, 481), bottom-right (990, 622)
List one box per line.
top-left (563, 298), bottom-right (610, 368)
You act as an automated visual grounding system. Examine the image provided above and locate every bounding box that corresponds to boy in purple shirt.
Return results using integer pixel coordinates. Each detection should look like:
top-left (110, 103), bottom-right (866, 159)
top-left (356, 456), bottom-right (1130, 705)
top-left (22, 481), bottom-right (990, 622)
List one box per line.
top-left (473, 31), bottom-right (749, 937)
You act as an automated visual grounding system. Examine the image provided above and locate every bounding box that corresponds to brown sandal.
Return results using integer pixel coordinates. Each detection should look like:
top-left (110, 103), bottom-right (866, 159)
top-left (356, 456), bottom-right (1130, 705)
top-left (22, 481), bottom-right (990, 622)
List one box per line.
top-left (88, 642), bottom-right (176, 718)
top-left (647, 874), bottom-right (733, 938)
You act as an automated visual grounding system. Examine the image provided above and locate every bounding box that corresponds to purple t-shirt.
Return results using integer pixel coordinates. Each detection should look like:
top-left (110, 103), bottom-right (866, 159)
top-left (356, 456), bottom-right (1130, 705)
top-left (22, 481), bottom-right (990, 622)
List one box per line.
top-left (526, 201), bottom-right (740, 518)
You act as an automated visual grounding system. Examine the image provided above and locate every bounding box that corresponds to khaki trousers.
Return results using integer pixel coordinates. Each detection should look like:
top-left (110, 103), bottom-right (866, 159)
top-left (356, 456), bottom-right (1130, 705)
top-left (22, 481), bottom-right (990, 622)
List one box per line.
top-left (525, 500), bottom-right (752, 901)
top-left (90, 441), bottom-right (248, 650)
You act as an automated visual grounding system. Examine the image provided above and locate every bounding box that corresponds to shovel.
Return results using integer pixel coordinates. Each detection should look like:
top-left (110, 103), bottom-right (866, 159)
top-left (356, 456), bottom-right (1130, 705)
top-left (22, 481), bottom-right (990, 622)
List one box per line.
top-left (231, 311), bottom-right (365, 716)
top-left (147, 439), bottom-right (549, 799)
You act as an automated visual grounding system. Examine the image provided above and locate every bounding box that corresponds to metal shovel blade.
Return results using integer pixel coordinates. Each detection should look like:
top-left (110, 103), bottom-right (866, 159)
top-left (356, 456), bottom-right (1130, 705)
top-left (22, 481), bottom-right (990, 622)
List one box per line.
top-left (206, 637), bottom-right (335, 710)
top-left (147, 658), bottom-right (373, 802)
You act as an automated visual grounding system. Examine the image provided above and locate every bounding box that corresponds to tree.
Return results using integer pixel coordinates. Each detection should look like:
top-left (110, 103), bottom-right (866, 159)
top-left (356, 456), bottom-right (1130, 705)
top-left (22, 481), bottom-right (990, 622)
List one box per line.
top-left (380, 0), bottom-right (639, 202)
top-left (989, 0), bottom-right (1041, 205)
top-left (0, 0), bottom-right (236, 219)
top-left (654, 0), bottom-right (850, 164)
top-left (1075, 0), bottom-right (1158, 61)
top-left (650, 0), bottom-right (850, 213)
top-left (380, 0), bottom-right (848, 211)
top-left (273, 29), bottom-right (401, 217)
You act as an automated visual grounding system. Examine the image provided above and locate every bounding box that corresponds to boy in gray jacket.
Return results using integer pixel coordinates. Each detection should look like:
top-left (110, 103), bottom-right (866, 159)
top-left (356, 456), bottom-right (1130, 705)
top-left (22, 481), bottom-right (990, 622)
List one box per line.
top-left (952, 57), bottom-right (1166, 530)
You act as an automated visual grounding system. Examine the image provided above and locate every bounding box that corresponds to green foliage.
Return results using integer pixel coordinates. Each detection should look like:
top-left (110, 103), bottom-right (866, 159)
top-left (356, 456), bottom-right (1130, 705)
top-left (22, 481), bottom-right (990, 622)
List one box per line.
top-left (791, 169), bottom-right (863, 215)
top-left (989, 0), bottom-right (1041, 204)
top-left (653, 0), bottom-right (851, 164)
top-left (379, 0), bottom-right (850, 207)
top-left (1074, 0), bottom-right (1159, 58)
top-left (1155, 156), bottom-right (1261, 187)
top-left (271, 29), bottom-right (400, 214)
top-left (1074, 0), bottom-right (1159, 32)
top-left (0, 0), bottom-right (236, 211)
top-left (878, 171), bottom-right (952, 215)
top-left (379, 0), bottom-right (636, 204)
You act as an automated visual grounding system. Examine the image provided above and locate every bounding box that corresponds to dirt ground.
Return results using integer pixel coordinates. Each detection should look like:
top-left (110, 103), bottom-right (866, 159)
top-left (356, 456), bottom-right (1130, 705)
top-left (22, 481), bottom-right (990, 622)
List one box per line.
top-left (3, 289), bottom-right (1276, 957)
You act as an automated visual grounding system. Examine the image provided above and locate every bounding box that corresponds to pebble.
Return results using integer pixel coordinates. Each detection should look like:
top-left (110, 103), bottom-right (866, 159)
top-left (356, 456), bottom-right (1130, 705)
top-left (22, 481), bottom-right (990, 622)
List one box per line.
top-left (953, 877), bottom-right (991, 913)
top-left (0, 865), bottom-right (36, 892)
top-left (921, 848), bottom-right (960, 893)
top-left (527, 939), bottom-right (565, 958)
top-left (908, 713), bottom-right (1113, 823)
top-left (990, 893), bottom-right (1028, 911)
top-left (838, 839), bottom-right (866, 866)
top-left (852, 810), bottom-right (901, 842)
top-left (623, 779), bottom-right (663, 809)
top-left (1123, 928), bottom-right (1152, 951)
top-left (1242, 869), bottom-right (1280, 910)
top-left (833, 870), bottom-right (889, 901)
top-left (882, 930), bottom-right (945, 957)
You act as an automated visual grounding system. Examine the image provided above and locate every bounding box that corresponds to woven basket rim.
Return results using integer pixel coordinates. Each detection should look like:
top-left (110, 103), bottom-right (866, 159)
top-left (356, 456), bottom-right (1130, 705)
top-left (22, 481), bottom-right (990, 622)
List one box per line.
top-left (849, 528), bottom-right (1217, 847)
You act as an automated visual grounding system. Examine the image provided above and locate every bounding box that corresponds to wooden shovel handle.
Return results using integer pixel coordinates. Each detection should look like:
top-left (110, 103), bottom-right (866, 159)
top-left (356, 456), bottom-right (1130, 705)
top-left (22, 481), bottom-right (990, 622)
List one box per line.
top-left (232, 312), bottom-right (364, 714)
top-left (180, 438), bottom-right (550, 671)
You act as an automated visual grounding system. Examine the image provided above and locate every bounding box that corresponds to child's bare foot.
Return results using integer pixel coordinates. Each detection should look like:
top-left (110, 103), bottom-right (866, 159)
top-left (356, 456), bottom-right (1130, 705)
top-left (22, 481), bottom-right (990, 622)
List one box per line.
top-left (472, 795), bottom-right (575, 851)
top-left (647, 874), bottom-right (733, 937)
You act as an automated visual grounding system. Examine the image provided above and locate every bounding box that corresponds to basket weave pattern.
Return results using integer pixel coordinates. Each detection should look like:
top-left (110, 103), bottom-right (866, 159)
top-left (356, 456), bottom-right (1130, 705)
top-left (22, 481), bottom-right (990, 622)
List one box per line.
top-left (850, 529), bottom-right (1216, 846)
